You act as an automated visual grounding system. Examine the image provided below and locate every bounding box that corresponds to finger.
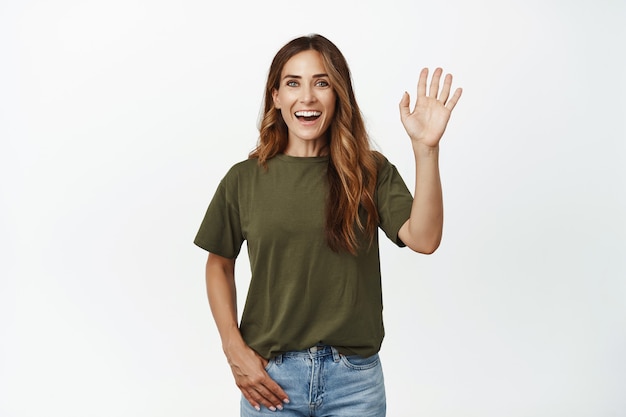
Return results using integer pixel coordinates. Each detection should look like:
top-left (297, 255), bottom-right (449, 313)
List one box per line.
top-left (252, 353), bottom-right (289, 404)
top-left (244, 385), bottom-right (282, 412)
top-left (242, 389), bottom-right (262, 412)
top-left (417, 67), bottom-right (428, 98)
top-left (439, 73), bottom-right (453, 103)
top-left (428, 67), bottom-right (443, 98)
top-left (254, 384), bottom-right (285, 411)
top-left (263, 376), bottom-right (289, 405)
top-left (399, 91), bottom-right (411, 120)
top-left (446, 87), bottom-right (463, 111)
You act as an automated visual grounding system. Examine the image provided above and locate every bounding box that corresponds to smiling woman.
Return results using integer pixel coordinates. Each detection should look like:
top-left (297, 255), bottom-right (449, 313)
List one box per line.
top-left (271, 50), bottom-right (336, 155)
top-left (193, 34), bottom-right (462, 416)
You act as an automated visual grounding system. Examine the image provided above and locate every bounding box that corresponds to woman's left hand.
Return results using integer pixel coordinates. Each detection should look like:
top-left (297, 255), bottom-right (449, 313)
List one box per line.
top-left (399, 67), bottom-right (462, 148)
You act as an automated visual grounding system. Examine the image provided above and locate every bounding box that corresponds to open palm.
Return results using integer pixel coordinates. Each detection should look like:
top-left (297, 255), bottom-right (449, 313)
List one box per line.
top-left (399, 67), bottom-right (462, 148)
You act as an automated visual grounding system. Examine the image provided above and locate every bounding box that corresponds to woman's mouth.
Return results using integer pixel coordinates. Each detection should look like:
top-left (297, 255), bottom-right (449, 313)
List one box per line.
top-left (295, 110), bottom-right (321, 122)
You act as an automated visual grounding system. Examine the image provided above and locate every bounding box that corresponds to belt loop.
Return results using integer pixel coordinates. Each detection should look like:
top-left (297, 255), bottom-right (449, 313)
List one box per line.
top-left (274, 354), bottom-right (283, 365)
top-left (331, 346), bottom-right (341, 362)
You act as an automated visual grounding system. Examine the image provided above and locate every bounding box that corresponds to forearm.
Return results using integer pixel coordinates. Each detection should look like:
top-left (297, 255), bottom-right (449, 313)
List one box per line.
top-left (204, 253), bottom-right (289, 409)
top-left (399, 142), bottom-right (444, 254)
top-left (205, 253), bottom-right (245, 352)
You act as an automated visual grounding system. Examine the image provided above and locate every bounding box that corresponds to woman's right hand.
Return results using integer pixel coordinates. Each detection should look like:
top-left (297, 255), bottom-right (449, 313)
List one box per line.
top-left (205, 252), bottom-right (289, 411)
top-left (224, 341), bottom-right (289, 412)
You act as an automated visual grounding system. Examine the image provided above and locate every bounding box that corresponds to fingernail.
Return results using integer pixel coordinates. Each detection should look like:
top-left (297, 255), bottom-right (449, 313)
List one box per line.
top-left (255, 405), bottom-right (261, 411)
top-left (283, 398), bottom-right (290, 404)
top-left (277, 404), bottom-right (283, 410)
top-left (269, 406), bottom-right (277, 411)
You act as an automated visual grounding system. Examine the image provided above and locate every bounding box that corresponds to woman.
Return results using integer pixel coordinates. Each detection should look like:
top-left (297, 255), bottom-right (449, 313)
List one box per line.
top-left (194, 34), bottom-right (462, 416)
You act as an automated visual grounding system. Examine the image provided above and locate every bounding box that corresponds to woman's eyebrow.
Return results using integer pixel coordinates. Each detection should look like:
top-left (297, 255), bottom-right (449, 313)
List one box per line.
top-left (282, 73), bottom-right (329, 80)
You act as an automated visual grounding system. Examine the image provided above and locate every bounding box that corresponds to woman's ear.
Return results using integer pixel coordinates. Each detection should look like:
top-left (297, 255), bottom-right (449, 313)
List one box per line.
top-left (272, 89), bottom-right (280, 109)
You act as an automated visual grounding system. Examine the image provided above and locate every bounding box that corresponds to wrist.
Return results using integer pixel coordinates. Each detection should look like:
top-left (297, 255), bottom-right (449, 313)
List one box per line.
top-left (221, 325), bottom-right (245, 355)
top-left (411, 141), bottom-right (440, 157)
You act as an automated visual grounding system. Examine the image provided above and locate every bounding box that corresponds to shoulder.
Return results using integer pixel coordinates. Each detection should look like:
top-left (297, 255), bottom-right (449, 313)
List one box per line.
top-left (371, 150), bottom-right (390, 167)
top-left (369, 151), bottom-right (408, 191)
top-left (221, 158), bottom-right (262, 182)
top-left (227, 157), bottom-right (260, 173)
top-left (371, 151), bottom-right (396, 177)
top-left (212, 158), bottom-right (262, 197)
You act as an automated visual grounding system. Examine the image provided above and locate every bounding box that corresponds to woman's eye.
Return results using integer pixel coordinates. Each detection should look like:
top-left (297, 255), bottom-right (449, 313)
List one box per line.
top-left (316, 80), bottom-right (329, 87)
top-left (286, 80), bottom-right (298, 87)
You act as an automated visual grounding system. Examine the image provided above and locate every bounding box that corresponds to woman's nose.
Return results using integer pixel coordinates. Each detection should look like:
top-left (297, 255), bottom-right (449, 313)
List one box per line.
top-left (299, 85), bottom-right (316, 103)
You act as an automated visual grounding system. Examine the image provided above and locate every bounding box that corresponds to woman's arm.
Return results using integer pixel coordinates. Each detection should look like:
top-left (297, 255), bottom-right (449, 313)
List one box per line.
top-left (205, 253), bottom-right (289, 411)
top-left (398, 143), bottom-right (444, 254)
top-left (397, 67), bottom-right (462, 254)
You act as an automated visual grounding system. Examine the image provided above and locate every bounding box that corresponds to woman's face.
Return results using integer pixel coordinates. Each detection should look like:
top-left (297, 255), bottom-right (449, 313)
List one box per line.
top-left (272, 50), bottom-right (336, 148)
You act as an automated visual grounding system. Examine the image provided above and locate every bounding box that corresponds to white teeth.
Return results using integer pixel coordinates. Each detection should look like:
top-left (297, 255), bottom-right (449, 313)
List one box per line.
top-left (295, 111), bottom-right (321, 117)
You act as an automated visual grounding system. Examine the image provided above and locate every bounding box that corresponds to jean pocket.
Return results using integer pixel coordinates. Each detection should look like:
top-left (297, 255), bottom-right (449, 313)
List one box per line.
top-left (264, 357), bottom-right (274, 371)
top-left (340, 353), bottom-right (380, 370)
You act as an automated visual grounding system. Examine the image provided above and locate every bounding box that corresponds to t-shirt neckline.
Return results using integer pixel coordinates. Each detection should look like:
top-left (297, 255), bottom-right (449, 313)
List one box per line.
top-left (275, 153), bottom-right (329, 163)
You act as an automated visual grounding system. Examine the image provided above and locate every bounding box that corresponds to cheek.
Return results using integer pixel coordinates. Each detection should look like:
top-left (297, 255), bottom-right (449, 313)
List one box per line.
top-left (325, 98), bottom-right (337, 120)
top-left (327, 95), bottom-right (337, 113)
top-left (279, 108), bottom-right (292, 124)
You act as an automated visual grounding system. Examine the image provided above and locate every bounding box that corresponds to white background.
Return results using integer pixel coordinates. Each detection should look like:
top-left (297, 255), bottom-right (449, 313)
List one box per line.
top-left (1, 0), bottom-right (625, 416)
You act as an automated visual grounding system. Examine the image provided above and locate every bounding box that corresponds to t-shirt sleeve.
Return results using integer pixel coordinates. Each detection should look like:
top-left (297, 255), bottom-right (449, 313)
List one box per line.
top-left (193, 169), bottom-right (245, 259)
top-left (376, 156), bottom-right (413, 247)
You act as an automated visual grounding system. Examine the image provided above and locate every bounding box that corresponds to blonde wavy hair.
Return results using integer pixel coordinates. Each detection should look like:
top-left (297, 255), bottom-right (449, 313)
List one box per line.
top-left (250, 34), bottom-right (380, 254)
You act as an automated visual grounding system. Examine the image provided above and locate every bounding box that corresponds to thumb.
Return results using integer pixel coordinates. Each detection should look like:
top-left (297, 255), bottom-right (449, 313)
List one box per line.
top-left (399, 91), bottom-right (411, 120)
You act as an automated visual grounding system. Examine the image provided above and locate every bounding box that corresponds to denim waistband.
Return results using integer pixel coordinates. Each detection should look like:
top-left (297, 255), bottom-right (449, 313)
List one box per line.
top-left (274, 345), bottom-right (341, 364)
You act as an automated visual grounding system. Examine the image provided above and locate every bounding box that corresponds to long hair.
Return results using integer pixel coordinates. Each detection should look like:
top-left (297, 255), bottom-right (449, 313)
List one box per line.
top-left (250, 34), bottom-right (380, 254)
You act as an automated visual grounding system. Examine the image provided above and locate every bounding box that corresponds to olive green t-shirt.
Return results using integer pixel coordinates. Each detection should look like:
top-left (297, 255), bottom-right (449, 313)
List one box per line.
top-left (194, 153), bottom-right (413, 359)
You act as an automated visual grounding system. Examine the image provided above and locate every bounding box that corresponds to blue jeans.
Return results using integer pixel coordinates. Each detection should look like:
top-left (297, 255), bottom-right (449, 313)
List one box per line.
top-left (240, 345), bottom-right (386, 417)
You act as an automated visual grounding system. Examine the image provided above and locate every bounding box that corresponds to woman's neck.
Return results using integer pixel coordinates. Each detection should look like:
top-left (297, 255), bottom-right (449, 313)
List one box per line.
top-left (283, 139), bottom-right (329, 157)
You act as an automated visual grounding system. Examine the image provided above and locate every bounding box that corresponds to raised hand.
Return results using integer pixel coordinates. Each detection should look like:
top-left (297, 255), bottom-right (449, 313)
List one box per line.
top-left (399, 67), bottom-right (462, 148)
